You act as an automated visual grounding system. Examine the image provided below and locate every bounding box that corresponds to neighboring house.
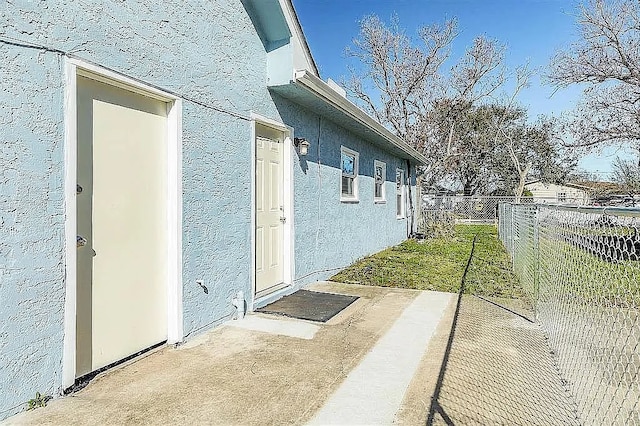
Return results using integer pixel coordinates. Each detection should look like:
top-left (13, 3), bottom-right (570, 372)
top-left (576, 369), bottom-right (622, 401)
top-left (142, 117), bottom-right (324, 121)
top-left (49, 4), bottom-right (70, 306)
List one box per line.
top-left (0, 0), bottom-right (426, 419)
top-left (524, 181), bottom-right (590, 205)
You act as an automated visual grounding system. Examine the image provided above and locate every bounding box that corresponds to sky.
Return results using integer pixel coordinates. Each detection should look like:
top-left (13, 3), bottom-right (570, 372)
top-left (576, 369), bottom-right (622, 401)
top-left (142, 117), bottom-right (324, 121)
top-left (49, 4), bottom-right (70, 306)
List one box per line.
top-left (294, 0), bottom-right (620, 180)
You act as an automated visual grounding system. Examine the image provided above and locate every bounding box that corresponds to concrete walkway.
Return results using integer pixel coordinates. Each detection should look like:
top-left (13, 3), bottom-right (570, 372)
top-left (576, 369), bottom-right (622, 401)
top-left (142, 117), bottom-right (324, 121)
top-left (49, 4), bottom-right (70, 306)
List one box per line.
top-left (3, 282), bottom-right (580, 425)
top-left (309, 291), bottom-right (451, 425)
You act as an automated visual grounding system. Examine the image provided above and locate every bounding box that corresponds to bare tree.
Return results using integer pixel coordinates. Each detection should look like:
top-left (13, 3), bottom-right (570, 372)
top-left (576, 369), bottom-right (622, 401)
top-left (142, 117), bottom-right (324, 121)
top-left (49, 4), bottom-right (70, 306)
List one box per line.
top-left (434, 102), bottom-right (574, 196)
top-left (344, 15), bottom-right (506, 186)
top-left (612, 157), bottom-right (640, 204)
top-left (344, 14), bottom-right (572, 199)
top-left (344, 15), bottom-right (455, 140)
top-left (491, 113), bottom-right (576, 199)
top-left (493, 65), bottom-right (535, 202)
top-left (548, 0), bottom-right (640, 156)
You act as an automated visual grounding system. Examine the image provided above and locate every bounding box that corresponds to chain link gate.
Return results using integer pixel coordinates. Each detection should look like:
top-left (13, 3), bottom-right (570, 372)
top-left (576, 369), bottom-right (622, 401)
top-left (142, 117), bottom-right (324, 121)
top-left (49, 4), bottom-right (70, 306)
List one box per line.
top-left (499, 203), bottom-right (640, 425)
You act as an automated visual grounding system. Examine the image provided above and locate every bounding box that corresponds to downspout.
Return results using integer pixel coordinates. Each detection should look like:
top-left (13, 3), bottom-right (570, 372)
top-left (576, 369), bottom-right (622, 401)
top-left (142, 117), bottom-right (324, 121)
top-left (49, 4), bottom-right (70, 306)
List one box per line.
top-left (406, 159), bottom-right (415, 237)
top-left (232, 290), bottom-right (245, 320)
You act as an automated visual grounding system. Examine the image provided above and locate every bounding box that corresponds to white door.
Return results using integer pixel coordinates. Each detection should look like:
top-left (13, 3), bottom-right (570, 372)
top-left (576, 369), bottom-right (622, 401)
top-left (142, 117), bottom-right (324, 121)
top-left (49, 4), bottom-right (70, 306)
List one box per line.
top-left (255, 135), bottom-right (285, 294)
top-left (76, 75), bottom-right (168, 376)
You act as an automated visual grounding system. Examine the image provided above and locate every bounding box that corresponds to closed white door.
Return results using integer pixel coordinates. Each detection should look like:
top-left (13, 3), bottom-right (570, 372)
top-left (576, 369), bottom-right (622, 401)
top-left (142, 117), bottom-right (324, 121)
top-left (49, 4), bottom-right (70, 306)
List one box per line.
top-left (255, 136), bottom-right (285, 294)
top-left (76, 75), bottom-right (168, 376)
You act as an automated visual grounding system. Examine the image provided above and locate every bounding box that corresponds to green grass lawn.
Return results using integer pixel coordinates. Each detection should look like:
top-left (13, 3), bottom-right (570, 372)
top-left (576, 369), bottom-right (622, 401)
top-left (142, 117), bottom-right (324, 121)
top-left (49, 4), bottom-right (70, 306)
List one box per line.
top-left (330, 224), bottom-right (525, 298)
top-left (537, 237), bottom-right (640, 308)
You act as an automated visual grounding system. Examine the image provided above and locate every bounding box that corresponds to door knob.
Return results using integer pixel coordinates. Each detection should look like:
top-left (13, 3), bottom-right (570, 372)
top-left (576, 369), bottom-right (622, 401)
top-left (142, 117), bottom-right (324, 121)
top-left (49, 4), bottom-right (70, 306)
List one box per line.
top-left (279, 217), bottom-right (286, 223)
top-left (77, 235), bottom-right (87, 247)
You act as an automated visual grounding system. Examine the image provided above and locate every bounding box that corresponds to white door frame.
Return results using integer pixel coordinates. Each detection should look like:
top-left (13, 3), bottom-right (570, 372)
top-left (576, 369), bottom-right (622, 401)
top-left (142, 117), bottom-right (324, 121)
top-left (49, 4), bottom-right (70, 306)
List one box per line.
top-left (62, 57), bottom-right (183, 389)
top-left (249, 113), bottom-right (294, 307)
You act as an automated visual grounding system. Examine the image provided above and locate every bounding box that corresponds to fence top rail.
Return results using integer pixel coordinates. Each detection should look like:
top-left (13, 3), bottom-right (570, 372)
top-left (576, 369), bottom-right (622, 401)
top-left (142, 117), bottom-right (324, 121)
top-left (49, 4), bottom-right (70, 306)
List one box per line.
top-left (423, 195), bottom-right (579, 199)
top-left (503, 202), bottom-right (640, 218)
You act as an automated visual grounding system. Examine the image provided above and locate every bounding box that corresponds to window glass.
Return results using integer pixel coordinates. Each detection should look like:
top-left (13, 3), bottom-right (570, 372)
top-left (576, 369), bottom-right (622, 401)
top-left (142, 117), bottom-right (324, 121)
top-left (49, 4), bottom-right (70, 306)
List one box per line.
top-left (342, 176), bottom-right (353, 195)
top-left (342, 152), bottom-right (355, 176)
top-left (341, 148), bottom-right (358, 199)
top-left (396, 169), bottom-right (405, 217)
top-left (374, 161), bottom-right (385, 201)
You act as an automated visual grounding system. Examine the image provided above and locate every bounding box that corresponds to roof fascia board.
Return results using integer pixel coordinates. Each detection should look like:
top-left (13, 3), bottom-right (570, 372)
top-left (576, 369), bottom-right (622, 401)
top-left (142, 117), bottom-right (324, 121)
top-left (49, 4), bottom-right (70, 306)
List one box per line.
top-left (292, 70), bottom-right (428, 165)
top-left (565, 182), bottom-right (592, 190)
top-left (526, 180), bottom-right (591, 191)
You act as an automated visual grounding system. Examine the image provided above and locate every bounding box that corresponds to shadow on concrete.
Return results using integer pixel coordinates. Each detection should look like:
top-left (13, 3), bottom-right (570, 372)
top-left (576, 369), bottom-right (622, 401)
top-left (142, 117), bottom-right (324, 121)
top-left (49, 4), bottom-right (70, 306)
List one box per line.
top-left (426, 236), bottom-right (580, 425)
top-left (474, 295), bottom-right (535, 324)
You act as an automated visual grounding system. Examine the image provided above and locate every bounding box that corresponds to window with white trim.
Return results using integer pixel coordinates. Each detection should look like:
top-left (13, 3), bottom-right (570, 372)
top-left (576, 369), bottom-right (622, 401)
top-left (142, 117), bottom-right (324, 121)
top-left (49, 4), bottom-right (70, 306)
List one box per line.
top-left (396, 168), bottom-right (405, 218)
top-left (341, 147), bottom-right (359, 201)
top-left (374, 160), bottom-right (386, 203)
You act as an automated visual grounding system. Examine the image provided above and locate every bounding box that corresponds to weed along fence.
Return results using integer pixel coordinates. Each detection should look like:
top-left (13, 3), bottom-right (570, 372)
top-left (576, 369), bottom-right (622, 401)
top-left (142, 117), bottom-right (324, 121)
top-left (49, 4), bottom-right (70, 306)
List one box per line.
top-left (499, 203), bottom-right (640, 425)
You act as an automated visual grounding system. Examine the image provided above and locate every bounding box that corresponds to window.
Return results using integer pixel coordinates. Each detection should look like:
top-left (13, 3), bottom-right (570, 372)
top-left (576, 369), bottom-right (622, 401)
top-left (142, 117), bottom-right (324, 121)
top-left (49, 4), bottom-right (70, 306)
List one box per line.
top-left (558, 192), bottom-right (567, 202)
top-left (396, 168), bottom-right (405, 218)
top-left (341, 147), bottom-right (359, 201)
top-left (374, 160), bottom-right (386, 203)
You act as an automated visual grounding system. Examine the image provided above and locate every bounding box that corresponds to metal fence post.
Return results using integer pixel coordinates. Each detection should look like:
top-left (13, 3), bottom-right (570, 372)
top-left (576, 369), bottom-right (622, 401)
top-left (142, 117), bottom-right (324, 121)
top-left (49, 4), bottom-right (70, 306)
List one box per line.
top-left (533, 204), bottom-right (540, 320)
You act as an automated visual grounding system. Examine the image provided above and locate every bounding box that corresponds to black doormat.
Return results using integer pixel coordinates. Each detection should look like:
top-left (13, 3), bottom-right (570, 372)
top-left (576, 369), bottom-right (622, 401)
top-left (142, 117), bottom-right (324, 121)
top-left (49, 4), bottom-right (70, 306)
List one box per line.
top-left (257, 290), bottom-right (359, 323)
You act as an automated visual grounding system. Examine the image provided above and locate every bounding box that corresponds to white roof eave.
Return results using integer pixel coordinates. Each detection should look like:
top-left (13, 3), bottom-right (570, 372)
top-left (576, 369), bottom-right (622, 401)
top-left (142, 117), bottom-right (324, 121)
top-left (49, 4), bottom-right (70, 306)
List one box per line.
top-left (291, 70), bottom-right (428, 166)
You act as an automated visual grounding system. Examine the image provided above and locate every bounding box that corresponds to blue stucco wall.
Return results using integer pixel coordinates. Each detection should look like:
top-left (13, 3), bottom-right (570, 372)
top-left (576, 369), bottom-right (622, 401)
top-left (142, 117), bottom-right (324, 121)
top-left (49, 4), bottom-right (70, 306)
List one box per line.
top-left (0, 45), bottom-right (66, 419)
top-left (0, 0), bottom-right (276, 417)
top-left (273, 94), bottom-right (416, 286)
top-left (0, 1), bottom-right (417, 419)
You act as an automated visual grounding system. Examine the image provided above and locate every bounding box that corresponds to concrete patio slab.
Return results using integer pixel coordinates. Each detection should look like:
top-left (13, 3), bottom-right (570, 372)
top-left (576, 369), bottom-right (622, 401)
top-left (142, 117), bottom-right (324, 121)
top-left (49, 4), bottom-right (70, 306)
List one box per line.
top-left (2, 283), bottom-right (581, 426)
top-left (3, 283), bottom-right (452, 426)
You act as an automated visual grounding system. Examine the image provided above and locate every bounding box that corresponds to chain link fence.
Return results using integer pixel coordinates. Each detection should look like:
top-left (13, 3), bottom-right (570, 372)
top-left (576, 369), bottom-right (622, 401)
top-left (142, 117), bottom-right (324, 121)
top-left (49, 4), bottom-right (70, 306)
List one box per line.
top-left (499, 203), bottom-right (640, 425)
top-left (419, 196), bottom-right (586, 234)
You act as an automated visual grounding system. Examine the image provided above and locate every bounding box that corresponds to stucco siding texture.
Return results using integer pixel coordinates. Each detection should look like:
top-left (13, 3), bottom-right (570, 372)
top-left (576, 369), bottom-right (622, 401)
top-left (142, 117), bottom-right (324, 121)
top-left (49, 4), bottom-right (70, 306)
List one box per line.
top-left (1, 0), bottom-right (277, 417)
top-left (180, 109), bottom-right (254, 338)
top-left (0, 45), bottom-right (66, 419)
top-left (1, 1), bottom-right (275, 115)
top-left (273, 95), bottom-right (412, 287)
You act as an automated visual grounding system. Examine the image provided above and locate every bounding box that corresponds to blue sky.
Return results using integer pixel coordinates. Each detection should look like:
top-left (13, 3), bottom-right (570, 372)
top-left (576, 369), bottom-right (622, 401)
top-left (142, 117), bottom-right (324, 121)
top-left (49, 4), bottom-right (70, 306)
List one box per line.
top-left (294, 0), bottom-right (619, 179)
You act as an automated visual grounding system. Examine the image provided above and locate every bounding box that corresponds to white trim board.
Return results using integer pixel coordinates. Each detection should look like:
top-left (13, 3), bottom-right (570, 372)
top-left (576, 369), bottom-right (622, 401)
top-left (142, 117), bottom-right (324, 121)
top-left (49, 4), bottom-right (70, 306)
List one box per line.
top-left (71, 59), bottom-right (174, 102)
top-left (62, 60), bottom-right (78, 390)
top-left (61, 58), bottom-right (183, 390)
top-left (166, 98), bottom-right (184, 345)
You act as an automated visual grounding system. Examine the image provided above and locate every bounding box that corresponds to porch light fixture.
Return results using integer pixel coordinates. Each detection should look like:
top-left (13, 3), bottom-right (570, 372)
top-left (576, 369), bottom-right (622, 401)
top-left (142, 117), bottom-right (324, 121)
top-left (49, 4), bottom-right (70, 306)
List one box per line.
top-left (294, 137), bottom-right (310, 156)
